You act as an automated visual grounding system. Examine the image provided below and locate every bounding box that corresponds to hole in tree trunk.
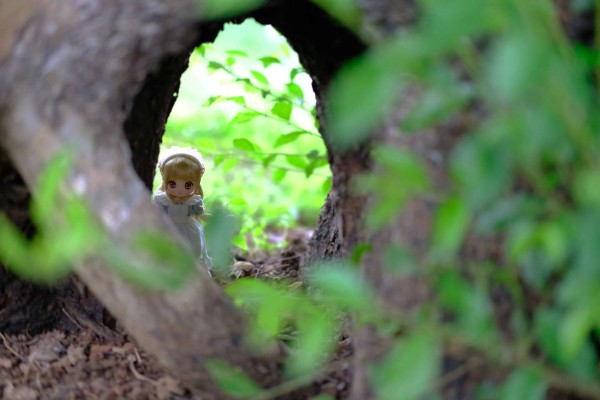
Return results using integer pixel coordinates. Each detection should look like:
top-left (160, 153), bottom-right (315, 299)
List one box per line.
top-left (157, 19), bottom-right (330, 272)
top-left (0, 0), bottom-right (366, 335)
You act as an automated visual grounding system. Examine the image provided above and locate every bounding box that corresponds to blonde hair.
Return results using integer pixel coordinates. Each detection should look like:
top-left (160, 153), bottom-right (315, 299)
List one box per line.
top-left (159, 153), bottom-right (205, 199)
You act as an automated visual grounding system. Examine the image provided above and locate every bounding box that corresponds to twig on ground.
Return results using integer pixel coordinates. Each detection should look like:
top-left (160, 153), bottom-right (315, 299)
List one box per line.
top-left (437, 356), bottom-right (484, 390)
top-left (0, 332), bottom-right (23, 360)
top-left (62, 307), bottom-right (84, 330)
top-left (128, 357), bottom-right (157, 384)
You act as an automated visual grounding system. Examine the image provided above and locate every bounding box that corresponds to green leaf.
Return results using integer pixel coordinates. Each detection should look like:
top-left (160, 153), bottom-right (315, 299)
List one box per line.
top-left (285, 305), bottom-right (336, 378)
top-left (306, 150), bottom-right (320, 159)
top-left (199, 0), bottom-right (267, 21)
top-left (383, 245), bottom-right (418, 275)
top-left (290, 67), bottom-right (304, 81)
top-left (560, 304), bottom-right (596, 360)
top-left (274, 131), bottom-right (304, 148)
top-left (204, 205), bottom-right (238, 270)
top-left (213, 154), bottom-right (227, 167)
top-left (271, 101), bottom-right (293, 120)
top-left (228, 95), bottom-right (246, 106)
top-left (226, 279), bottom-right (293, 348)
top-left (309, 263), bottom-right (374, 311)
top-left (0, 152), bottom-right (103, 284)
top-left (431, 196), bottom-right (470, 259)
top-left (420, 0), bottom-right (497, 52)
top-left (0, 215), bottom-right (39, 281)
top-left (104, 247), bottom-right (191, 290)
top-left (259, 56), bottom-right (280, 68)
top-left (196, 44), bottom-right (207, 57)
top-left (262, 154), bottom-right (277, 168)
top-left (229, 111), bottom-right (260, 125)
top-left (251, 70), bottom-right (269, 86)
top-left (401, 76), bottom-right (471, 132)
top-left (133, 231), bottom-right (194, 268)
top-left (31, 151), bottom-right (71, 223)
top-left (573, 168), bottom-right (600, 206)
top-left (221, 158), bottom-right (240, 173)
top-left (370, 331), bottom-right (441, 400)
top-left (474, 195), bottom-right (532, 235)
top-left (500, 367), bottom-right (546, 400)
top-left (321, 177), bottom-right (332, 195)
top-left (204, 95), bottom-right (225, 106)
top-left (285, 155), bottom-right (308, 169)
top-left (286, 82), bottom-right (304, 100)
top-left (356, 147), bottom-right (430, 230)
top-left (309, 0), bottom-right (362, 33)
top-left (207, 61), bottom-right (225, 70)
top-left (228, 197), bottom-right (248, 207)
top-left (204, 359), bottom-right (263, 398)
top-left (273, 168), bottom-right (287, 183)
top-left (437, 270), bottom-right (497, 345)
top-left (327, 45), bottom-right (403, 149)
top-left (304, 162), bottom-right (317, 178)
top-left (350, 243), bottom-right (373, 264)
top-left (450, 130), bottom-right (513, 210)
top-left (486, 30), bottom-right (548, 102)
top-left (226, 50), bottom-right (248, 57)
top-left (233, 138), bottom-right (257, 152)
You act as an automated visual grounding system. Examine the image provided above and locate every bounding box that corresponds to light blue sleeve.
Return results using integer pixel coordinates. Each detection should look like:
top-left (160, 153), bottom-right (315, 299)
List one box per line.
top-left (189, 197), bottom-right (205, 216)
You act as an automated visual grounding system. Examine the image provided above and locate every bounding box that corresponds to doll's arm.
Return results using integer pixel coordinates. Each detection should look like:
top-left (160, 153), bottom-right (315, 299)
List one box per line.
top-left (189, 197), bottom-right (206, 218)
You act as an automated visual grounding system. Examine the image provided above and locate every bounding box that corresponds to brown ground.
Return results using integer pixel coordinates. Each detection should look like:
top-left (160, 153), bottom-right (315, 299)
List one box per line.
top-left (0, 228), bottom-right (352, 400)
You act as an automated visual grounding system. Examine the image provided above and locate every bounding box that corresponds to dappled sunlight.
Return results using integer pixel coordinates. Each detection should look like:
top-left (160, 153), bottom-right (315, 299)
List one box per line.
top-left (161, 18), bottom-right (330, 251)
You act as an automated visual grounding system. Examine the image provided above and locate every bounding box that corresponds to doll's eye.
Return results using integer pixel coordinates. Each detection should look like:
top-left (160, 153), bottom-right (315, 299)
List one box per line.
top-left (185, 182), bottom-right (193, 190)
top-left (168, 181), bottom-right (176, 188)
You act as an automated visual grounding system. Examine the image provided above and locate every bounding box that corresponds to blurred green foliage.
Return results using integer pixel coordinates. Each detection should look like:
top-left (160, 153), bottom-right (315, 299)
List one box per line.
top-left (211, 0), bottom-right (600, 398)
top-left (2, 0), bottom-right (600, 399)
top-left (160, 19), bottom-right (331, 251)
top-left (0, 152), bottom-right (196, 290)
top-left (0, 152), bottom-right (101, 283)
top-left (198, 0), bottom-right (266, 21)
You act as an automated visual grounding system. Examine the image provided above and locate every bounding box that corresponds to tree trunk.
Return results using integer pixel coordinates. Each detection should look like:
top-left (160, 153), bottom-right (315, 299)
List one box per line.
top-left (1, 0), bottom-right (592, 398)
top-left (253, 0), bottom-right (369, 262)
top-left (0, 1), bottom-right (279, 396)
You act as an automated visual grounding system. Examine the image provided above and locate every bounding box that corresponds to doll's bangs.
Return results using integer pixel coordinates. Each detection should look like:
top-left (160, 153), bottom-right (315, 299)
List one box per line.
top-left (163, 158), bottom-right (200, 182)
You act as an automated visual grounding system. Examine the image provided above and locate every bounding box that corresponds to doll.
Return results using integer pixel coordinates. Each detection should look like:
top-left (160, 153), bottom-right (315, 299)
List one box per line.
top-left (153, 146), bottom-right (213, 270)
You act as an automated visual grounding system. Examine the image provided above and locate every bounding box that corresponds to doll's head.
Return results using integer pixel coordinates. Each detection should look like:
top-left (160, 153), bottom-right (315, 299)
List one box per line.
top-left (158, 147), bottom-right (205, 201)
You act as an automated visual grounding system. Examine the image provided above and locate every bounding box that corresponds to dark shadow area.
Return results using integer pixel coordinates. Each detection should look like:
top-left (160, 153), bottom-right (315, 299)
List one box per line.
top-left (0, 1), bottom-right (366, 336)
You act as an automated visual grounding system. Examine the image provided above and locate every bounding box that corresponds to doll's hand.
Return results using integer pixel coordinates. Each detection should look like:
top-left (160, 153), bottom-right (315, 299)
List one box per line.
top-left (199, 213), bottom-right (211, 222)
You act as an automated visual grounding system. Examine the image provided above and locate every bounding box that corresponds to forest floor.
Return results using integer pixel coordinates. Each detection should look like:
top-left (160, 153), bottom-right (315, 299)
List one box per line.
top-left (0, 228), bottom-right (352, 400)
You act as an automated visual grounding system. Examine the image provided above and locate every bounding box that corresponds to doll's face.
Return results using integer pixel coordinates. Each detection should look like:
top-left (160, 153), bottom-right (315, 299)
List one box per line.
top-left (166, 179), bottom-right (195, 199)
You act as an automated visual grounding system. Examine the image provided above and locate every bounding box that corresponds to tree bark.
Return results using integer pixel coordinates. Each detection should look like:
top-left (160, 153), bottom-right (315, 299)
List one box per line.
top-left (0, 1), bottom-right (279, 396)
top-left (3, 0), bottom-right (588, 399)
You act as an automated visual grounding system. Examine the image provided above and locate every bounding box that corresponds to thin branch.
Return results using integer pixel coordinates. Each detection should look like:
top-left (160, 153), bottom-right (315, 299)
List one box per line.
top-left (209, 149), bottom-right (326, 160)
top-left (436, 355), bottom-right (485, 390)
top-left (200, 150), bottom-right (330, 177)
top-left (237, 102), bottom-right (320, 138)
top-left (214, 61), bottom-right (316, 115)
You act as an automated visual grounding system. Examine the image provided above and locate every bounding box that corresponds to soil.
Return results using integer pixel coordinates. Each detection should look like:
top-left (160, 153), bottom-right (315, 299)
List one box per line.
top-left (0, 228), bottom-right (352, 400)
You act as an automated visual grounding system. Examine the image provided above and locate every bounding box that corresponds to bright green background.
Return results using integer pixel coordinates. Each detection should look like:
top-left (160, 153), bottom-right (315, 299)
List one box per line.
top-left (157, 19), bottom-right (330, 250)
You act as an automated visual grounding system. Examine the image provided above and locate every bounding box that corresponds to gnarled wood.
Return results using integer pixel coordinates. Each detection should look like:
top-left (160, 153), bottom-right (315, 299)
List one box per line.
top-left (0, 1), bottom-right (279, 396)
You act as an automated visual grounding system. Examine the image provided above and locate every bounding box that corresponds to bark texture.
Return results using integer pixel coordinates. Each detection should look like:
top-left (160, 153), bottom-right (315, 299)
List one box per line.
top-left (0, 1), bottom-right (277, 396)
top-left (254, 0), bottom-right (369, 263)
top-left (1, 0), bottom-right (590, 399)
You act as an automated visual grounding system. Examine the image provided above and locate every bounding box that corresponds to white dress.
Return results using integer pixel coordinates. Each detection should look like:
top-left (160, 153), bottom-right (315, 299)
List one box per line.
top-left (153, 192), bottom-right (213, 269)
